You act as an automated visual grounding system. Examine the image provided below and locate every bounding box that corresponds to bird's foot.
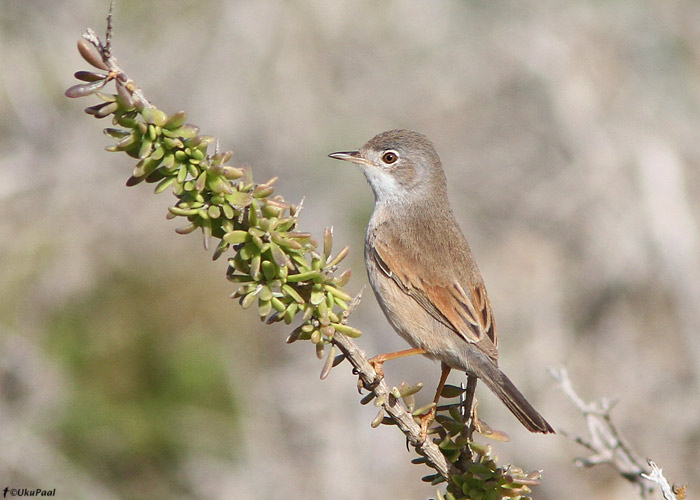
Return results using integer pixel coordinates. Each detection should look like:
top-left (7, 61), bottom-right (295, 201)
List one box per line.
top-left (418, 406), bottom-right (437, 443)
top-left (367, 356), bottom-right (386, 380)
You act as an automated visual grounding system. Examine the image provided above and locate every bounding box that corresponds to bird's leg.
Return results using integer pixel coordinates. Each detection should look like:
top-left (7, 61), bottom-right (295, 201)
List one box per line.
top-left (367, 347), bottom-right (426, 379)
top-left (419, 363), bottom-right (451, 442)
top-left (462, 374), bottom-right (479, 438)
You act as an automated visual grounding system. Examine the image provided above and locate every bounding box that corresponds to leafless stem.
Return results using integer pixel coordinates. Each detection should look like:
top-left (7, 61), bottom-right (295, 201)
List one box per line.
top-left (549, 367), bottom-right (683, 499)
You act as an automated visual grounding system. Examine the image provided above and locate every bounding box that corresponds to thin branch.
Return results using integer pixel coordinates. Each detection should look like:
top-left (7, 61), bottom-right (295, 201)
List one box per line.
top-left (331, 333), bottom-right (459, 477)
top-left (549, 367), bottom-right (684, 499)
top-left (642, 460), bottom-right (681, 500)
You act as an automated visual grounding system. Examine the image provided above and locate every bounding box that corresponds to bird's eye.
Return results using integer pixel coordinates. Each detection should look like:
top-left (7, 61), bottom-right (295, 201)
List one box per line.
top-left (381, 150), bottom-right (399, 164)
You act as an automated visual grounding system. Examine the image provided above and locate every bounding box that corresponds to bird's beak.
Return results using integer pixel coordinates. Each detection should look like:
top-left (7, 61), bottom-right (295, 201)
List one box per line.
top-left (328, 150), bottom-right (372, 166)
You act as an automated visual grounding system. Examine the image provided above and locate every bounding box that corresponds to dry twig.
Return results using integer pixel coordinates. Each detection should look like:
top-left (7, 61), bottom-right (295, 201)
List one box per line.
top-left (549, 367), bottom-right (683, 499)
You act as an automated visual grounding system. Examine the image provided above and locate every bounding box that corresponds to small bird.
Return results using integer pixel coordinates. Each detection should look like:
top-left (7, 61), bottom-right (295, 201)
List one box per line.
top-left (329, 129), bottom-right (554, 436)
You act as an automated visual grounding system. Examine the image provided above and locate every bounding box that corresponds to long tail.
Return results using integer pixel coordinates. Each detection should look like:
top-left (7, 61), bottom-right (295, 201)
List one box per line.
top-left (474, 360), bottom-right (554, 434)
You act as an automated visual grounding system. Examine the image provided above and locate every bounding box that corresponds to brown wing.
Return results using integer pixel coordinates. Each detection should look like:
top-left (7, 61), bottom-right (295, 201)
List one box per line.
top-left (371, 239), bottom-right (498, 361)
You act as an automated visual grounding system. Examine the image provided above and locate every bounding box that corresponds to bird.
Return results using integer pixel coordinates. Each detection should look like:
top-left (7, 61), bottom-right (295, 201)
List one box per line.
top-left (329, 129), bottom-right (554, 437)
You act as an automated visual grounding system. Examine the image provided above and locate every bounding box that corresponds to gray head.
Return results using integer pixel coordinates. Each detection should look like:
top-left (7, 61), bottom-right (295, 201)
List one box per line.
top-left (329, 129), bottom-right (447, 204)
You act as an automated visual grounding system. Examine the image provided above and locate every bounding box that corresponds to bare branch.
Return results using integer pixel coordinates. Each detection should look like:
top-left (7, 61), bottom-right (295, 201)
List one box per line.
top-left (642, 460), bottom-right (680, 500)
top-left (332, 333), bottom-right (459, 477)
top-left (549, 367), bottom-right (684, 499)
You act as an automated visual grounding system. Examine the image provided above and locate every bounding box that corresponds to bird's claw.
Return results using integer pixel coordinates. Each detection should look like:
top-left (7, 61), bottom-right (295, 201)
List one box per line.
top-left (418, 407), bottom-right (437, 443)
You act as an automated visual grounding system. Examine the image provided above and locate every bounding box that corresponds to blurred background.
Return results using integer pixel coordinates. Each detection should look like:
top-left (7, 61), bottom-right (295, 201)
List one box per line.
top-left (1, 0), bottom-right (699, 498)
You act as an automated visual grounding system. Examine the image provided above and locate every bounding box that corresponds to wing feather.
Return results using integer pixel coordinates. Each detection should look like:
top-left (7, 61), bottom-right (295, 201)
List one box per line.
top-left (371, 239), bottom-right (497, 360)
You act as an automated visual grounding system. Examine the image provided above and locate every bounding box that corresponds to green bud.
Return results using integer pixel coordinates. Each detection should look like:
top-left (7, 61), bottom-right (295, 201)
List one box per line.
top-left (240, 291), bottom-right (257, 309)
top-left (164, 111), bottom-right (186, 129)
top-left (285, 270), bottom-right (319, 283)
top-left (207, 205), bottom-right (221, 219)
top-left (226, 191), bottom-right (253, 208)
top-left (154, 176), bottom-right (176, 194)
top-left (281, 284), bottom-right (304, 304)
top-left (329, 322), bottom-right (361, 337)
top-left (141, 107), bottom-right (168, 126)
top-left (250, 256), bottom-right (265, 282)
top-left (174, 124), bottom-right (200, 139)
top-left (268, 242), bottom-right (289, 268)
top-left (325, 245), bottom-right (350, 268)
top-left (252, 185), bottom-right (274, 198)
top-left (138, 138), bottom-right (153, 159)
top-left (258, 298), bottom-right (272, 318)
top-left (261, 260), bottom-right (277, 281)
top-left (323, 285), bottom-right (352, 302)
top-left (238, 241), bottom-right (259, 261)
top-left (371, 408), bottom-right (385, 428)
top-left (270, 296), bottom-right (286, 313)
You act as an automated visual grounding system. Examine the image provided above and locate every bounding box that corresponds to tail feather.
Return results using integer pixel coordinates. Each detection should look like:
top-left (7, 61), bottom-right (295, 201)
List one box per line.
top-left (474, 360), bottom-right (554, 434)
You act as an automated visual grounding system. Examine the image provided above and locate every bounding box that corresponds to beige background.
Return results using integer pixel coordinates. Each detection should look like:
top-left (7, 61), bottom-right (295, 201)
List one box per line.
top-left (1, 1), bottom-right (698, 499)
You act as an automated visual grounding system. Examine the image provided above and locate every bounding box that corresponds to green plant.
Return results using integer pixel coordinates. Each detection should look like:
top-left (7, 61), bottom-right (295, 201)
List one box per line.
top-left (65, 9), bottom-right (543, 499)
